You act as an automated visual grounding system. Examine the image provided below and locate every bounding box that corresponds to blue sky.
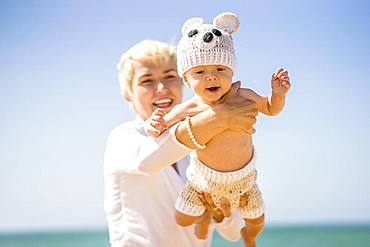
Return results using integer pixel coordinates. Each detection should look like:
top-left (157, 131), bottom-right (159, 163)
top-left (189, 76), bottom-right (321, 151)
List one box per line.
top-left (1, 0), bottom-right (369, 231)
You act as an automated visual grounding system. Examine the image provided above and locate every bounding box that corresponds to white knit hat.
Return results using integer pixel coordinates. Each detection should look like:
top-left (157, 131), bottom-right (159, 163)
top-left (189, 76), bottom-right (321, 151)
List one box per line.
top-left (177, 12), bottom-right (240, 77)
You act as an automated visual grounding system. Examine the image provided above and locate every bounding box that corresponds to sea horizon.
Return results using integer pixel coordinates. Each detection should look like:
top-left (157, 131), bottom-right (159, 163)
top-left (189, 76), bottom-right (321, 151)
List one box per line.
top-left (1, 223), bottom-right (369, 247)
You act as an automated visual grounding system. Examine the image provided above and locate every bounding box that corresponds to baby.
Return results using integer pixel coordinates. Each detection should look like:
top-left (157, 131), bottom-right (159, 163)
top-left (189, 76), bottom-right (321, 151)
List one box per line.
top-left (146, 12), bottom-right (290, 246)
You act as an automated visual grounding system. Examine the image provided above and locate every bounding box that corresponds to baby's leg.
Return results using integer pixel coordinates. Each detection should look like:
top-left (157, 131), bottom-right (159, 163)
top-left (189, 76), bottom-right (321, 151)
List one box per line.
top-left (174, 209), bottom-right (211, 240)
top-left (238, 183), bottom-right (265, 246)
top-left (175, 182), bottom-right (206, 227)
top-left (241, 214), bottom-right (265, 247)
top-left (174, 210), bottom-right (201, 227)
top-left (194, 210), bottom-right (211, 240)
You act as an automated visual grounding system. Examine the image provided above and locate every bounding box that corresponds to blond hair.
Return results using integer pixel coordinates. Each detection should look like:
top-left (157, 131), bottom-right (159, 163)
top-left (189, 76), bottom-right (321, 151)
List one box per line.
top-left (116, 40), bottom-right (177, 95)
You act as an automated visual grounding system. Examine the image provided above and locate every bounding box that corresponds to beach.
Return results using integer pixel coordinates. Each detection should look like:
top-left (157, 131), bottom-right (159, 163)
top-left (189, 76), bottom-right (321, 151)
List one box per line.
top-left (1, 225), bottom-right (369, 247)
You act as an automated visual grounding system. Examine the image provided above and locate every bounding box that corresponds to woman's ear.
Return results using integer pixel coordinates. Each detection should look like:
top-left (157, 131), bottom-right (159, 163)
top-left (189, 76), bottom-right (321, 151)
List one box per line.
top-left (122, 90), bottom-right (132, 102)
top-left (122, 91), bottom-right (135, 111)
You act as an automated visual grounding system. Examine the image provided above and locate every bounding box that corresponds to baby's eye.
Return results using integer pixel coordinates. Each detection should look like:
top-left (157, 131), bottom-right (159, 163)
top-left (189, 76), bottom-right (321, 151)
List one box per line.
top-left (217, 67), bottom-right (225, 71)
top-left (196, 70), bottom-right (205, 74)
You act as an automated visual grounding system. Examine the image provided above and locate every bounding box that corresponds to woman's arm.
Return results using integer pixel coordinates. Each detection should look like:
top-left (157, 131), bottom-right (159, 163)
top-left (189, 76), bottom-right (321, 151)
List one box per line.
top-left (104, 115), bottom-right (226, 176)
top-left (103, 123), bottom-right (192, 176)
top-left (175, 81), bottom-right (258, 148)
top-left (104, 82), bottom-right (258, 176)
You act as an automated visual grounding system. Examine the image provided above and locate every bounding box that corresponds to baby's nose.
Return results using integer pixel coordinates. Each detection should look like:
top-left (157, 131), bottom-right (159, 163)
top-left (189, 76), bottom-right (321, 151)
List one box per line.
top-left (206, 75), bottom-right (217, 81)
top-left (203, 32), bottom-right (213, 43)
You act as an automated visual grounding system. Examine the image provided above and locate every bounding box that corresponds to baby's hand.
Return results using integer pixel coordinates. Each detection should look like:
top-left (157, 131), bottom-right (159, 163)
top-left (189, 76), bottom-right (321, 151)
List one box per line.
top-left (271, 67), bottom-right (291, 95)
top-left (145, 109), bottom-right (168, 138)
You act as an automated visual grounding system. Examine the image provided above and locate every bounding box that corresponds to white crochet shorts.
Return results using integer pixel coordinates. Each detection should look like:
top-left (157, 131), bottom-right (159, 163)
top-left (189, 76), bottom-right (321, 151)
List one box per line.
top-left (175, 150), bottom-right (264, 219)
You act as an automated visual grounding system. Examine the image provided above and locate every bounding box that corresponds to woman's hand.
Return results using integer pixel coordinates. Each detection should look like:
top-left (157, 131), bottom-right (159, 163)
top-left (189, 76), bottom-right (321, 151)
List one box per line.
top-left (213, 81), bottom-right (258, 135)
top-left (194, 192), bottom-right (231, 240)
top-left (198, 191), bottom-right (249, 222)
top-left (174, 81), bottom-right (258, 149)
top-left (198, 192), bottom-right (230, 223)
top-left (194, 191), bottom-right (250, 239)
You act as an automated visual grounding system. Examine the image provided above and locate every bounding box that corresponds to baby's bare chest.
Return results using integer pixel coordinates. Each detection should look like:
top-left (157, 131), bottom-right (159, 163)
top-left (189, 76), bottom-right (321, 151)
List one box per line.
top-left (197, 130), bottom-right (254, 172)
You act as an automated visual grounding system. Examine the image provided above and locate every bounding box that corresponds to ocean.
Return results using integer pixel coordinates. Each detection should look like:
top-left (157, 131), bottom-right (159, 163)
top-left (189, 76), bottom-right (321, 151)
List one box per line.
top-left (1, 225), bottom-right (369, 247)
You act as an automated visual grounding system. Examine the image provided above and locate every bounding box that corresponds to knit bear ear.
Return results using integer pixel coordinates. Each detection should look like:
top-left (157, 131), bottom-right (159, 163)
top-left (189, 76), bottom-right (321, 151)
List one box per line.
top-left (182, 17), bottom-right (204, 36)
top-left (213, 12), bottom-right (240, 35)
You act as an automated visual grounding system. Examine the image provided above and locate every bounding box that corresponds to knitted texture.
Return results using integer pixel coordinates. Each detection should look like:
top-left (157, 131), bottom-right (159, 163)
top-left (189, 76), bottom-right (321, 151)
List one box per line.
top-left (177, 12), bottom-right (239, 77)
top-left (175, 150), bottom-right (265, 218)
top-left (175, 182), bottom-right (206, 216)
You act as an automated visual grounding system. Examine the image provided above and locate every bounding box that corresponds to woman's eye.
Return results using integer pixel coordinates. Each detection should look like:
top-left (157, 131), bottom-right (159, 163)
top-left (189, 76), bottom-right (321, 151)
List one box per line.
top-left (140, 80), bottom-right (153, 85)
top-left (196, 70), bottom-right (204, 74)
top-left (164, 75), bottom-right (176, 80)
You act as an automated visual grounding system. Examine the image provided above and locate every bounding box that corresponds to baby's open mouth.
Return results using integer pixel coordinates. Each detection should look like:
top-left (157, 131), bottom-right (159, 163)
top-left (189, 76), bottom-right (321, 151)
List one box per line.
top-left (206, 86), bottom-right (220, 92)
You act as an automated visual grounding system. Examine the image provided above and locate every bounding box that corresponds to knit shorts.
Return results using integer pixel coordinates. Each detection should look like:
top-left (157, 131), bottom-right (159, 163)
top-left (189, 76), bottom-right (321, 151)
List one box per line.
top-left (175, 151), bottom-right (264, 219)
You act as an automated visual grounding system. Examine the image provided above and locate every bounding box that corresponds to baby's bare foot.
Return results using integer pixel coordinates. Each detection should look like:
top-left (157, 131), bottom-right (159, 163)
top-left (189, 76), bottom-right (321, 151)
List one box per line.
top-left (194, 222), bottom-right (208, 239)
top-left (194, 211), bottom-right (211, 239)
top-left (241, 227), bottom-right (256, 247)
top-left (244, 240), bottom-right (256, 247)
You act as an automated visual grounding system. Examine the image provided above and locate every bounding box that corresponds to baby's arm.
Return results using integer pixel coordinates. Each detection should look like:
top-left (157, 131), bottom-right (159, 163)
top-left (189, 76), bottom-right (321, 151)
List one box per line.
top-left (145, 109), bottom-right (169, 138)
top-left (239, 68), bottom-right (291, 116)
top-left (145, 98), bottom-right (202, 137)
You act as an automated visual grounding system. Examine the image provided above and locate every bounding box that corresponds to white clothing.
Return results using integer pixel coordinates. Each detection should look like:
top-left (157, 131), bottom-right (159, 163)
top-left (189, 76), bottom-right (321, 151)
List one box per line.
top-left (104, 119), bottom-right (242, 247)
top-left (175, 152), bottom-right (264, 219)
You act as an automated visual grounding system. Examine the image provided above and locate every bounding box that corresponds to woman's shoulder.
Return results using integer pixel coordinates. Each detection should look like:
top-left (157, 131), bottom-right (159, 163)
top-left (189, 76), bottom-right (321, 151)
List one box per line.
top-left (109, 119), bottom-right (145, 138)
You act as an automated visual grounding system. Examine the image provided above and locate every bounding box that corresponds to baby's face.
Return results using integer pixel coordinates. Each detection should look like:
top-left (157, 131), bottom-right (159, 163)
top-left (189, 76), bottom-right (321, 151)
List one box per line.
top-left (183, 65), bottom-right (233, 104)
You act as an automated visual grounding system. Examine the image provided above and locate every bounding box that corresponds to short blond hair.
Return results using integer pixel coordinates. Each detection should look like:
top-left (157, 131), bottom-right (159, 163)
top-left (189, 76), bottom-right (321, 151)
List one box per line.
top-left (116, 40), bottom-right (177, 95)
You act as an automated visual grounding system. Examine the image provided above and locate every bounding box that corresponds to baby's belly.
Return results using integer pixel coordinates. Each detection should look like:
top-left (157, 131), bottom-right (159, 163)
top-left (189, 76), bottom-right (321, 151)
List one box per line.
top-left (197, 130), bottom-right (253, 172)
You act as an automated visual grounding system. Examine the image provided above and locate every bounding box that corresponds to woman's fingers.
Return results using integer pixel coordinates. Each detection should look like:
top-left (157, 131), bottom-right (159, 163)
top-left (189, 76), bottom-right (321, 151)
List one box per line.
top-left (247, 127), bottom-right (256, 135)
top-left (198, 192), bottom-right (206, 204)
top-left (198, 192), bottom-right (216, 210)
top-left (203, 193), bottom-right (216, 208)
top-left (212, 209), bottom-right (225, 223)
top-left (223, 81), bottom-right (241, 100)
top-left (239, 193), bottom-right (248, 207)
top-left (198, 192), bottom-right (224, 222)
top-left (220, 197), bottom-right (231, 217)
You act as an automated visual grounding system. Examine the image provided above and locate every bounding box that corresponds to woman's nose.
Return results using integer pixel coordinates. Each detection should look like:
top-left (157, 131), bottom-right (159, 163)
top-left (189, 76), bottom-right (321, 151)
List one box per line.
top-left (156, 81), bottom-right (167, 91)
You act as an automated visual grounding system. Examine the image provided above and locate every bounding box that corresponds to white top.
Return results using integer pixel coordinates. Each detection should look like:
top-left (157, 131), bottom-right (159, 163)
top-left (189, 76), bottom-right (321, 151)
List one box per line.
top-left (104, 119), bottom-right (242, 247)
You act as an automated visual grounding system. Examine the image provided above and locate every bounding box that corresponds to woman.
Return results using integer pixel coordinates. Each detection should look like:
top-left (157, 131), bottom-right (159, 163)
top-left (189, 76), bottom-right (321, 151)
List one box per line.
top-left (104, 40), bottom-right (258, 247)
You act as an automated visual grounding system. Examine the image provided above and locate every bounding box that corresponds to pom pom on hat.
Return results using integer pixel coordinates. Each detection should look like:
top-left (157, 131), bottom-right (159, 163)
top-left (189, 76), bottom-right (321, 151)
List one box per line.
top-left (182, 17), bottom-right (204, 36)
top-left (213, 12), bottom-right (240, 34)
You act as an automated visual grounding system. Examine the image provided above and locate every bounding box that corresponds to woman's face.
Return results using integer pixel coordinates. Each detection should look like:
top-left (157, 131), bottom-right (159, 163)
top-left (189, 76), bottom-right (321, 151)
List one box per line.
top-left (128, 60), bottom-right (183, 120)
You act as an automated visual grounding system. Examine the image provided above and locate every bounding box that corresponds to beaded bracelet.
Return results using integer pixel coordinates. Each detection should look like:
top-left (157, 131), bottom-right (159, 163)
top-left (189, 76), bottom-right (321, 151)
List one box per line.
top-left (185, 116), bottom-right (206, 150)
